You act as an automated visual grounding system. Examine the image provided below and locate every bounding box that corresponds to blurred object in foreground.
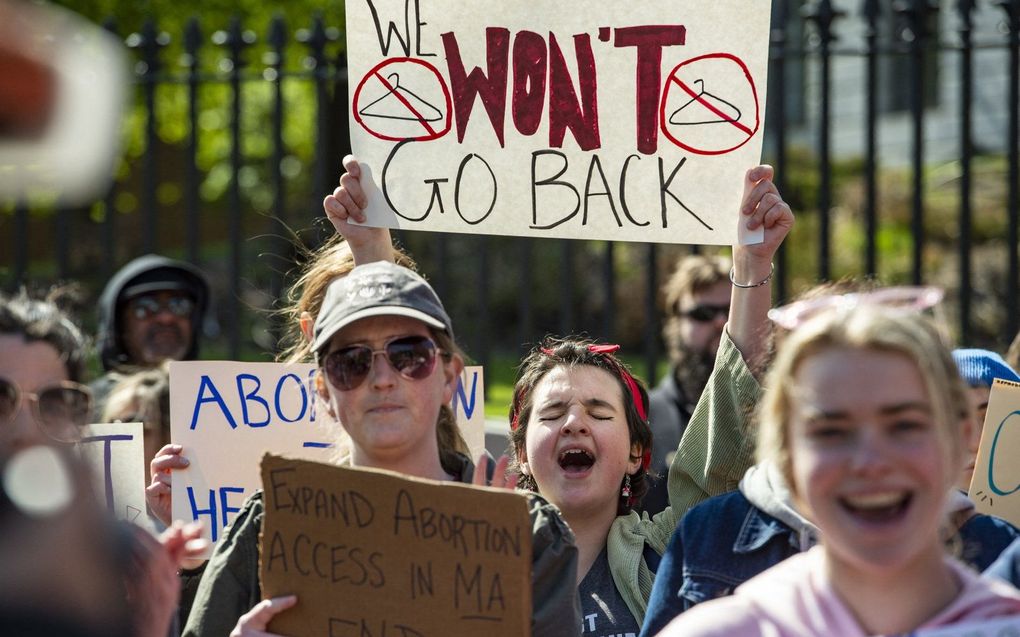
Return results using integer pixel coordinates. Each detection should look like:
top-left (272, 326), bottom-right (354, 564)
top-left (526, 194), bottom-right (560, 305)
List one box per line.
top-left (0, 0), bottom-right (127, 205)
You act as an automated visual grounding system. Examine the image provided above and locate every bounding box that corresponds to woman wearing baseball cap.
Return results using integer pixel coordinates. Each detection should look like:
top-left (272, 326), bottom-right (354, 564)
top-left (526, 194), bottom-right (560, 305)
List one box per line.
top-left (183, 260), bottom-right (580, 637)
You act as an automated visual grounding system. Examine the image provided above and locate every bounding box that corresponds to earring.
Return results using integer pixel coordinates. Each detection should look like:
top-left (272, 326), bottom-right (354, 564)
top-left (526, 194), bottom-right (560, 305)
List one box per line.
top-left (621, 474), bottom-right (632, 499)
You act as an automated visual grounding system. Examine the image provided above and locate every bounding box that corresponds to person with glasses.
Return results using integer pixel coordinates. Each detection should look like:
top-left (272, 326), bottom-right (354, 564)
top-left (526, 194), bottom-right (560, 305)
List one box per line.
top-left (92, 254), bottom-right (209, 418)
top-left (642, 254), bottom-right (731, 515)
top-left (655, 305), bottom-right (1020, 637)
top-left (183, 261), bottom-right (580, 637)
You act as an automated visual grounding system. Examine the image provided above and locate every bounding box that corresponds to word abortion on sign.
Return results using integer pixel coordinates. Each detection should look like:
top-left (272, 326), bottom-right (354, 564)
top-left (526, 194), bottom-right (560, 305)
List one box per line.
top-left (79, 422), bottom-right (147, 526)
top-left (969, 378), bottom-right (1020, 528)
top-left (259, 454), bottom-right (532, 637)
top-left (346, 0), bottom-right (771, 245)
top-left (170, 361), bottom-right (335, 552)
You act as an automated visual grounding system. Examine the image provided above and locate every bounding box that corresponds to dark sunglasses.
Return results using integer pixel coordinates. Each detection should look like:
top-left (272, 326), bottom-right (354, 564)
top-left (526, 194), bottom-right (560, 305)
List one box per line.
top-left (323, 335), bottom-right (441, 391)
top-left (0, 377), bottom-right (92, 443)
top-left (128, 294), bottom-right (194, 321)
top-left (680, 304), bottom-right (730, 322)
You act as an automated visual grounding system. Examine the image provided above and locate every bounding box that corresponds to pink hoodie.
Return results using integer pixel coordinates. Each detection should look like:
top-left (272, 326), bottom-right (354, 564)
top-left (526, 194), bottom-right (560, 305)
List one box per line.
top-left (657, 546), bottom-right (1020, 637)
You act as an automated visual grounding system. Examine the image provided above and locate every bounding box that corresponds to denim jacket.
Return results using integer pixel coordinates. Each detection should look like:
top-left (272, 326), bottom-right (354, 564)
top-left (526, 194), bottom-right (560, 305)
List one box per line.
top-left (639, 489), bottom-right (1020, 637)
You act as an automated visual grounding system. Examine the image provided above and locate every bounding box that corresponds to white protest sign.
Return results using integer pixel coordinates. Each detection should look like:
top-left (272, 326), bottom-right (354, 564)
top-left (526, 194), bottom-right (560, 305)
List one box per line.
top-left (79, 422), bottom-right (148, 526)
top-left (453, 366), bottom-right (485, 462)
top-left (968, 378), bottom-right (1020, 528)
top-left (171, 360), bottom-right (489, 552)
top-left (170, 361), bottom-right (336, 552)
top-left (346, 0), bottom-right (771, 245)
top-left (911, 615), bottom-right (1020, 636)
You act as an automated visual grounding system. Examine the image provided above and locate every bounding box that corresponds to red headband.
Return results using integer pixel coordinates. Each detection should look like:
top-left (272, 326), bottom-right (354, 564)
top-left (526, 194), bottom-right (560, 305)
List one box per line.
top-left (511, 343), bottom-right (651, 471)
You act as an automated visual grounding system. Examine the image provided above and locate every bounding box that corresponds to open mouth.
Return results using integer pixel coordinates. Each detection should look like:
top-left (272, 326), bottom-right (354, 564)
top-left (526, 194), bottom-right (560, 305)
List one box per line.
top-left (558, 448), bottom-right (595, 474)
top-left (840, 491), bottom-right (911, 524)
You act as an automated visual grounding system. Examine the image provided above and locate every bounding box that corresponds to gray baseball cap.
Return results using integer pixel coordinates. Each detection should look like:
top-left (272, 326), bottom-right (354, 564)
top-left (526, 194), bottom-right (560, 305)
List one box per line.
top-left (311, 261), bottom-right (453, 355)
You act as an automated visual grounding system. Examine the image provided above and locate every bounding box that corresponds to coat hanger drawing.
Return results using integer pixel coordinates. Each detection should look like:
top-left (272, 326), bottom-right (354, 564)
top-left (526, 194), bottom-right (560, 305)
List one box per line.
top-left (669, 79), bottom-right (742, 126)
top-left (358, 72), bottom-right (444, 122)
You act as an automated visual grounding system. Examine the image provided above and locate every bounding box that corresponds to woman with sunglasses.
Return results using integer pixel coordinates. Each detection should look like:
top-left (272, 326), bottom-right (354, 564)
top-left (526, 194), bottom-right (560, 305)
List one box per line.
top-left (184, 261), bottom-right (579, 637)
top-left (1, 289), bottom-right (208, 637)
top-left (656, 305), bottom-right (1020, 636)
top-left (0, 289), bottom-right (92, 450)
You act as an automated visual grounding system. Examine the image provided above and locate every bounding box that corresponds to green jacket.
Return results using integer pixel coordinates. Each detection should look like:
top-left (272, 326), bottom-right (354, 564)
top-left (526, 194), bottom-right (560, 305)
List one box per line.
top-left (182, 453), bottom-right (581, 637)
top-left (607, 328), bottom-right (762, 625)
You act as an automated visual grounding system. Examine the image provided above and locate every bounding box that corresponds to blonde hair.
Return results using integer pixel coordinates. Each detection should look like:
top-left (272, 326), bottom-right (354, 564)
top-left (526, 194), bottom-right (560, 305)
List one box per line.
top-left (757, 305), bottom-right (969, 494)
top-left (101, 364), bottom-right (170, 434)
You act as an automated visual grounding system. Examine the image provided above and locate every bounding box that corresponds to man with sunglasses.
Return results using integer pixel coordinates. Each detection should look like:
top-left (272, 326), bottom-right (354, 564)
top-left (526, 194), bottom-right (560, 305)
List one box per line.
top-left (642, 254), bottom-right (731, 516)
top-left (92, 254), bottom-right (209, 417)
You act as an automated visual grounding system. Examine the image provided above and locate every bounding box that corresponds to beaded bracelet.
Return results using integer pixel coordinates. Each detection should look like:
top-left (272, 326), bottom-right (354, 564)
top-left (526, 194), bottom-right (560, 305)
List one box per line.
top-left (729, 262), bottom-right (775, 288)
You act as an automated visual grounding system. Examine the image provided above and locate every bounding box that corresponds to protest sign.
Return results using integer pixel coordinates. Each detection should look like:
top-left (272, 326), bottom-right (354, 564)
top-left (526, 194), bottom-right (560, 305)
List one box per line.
top-left (346, 0), bottom-right (771, 245)
top-left (454, 366), bottom-right (485, 462)
top-left (911, 614), bottom-right (1020, 636)
top-left (170, 361), bottom-right (335, 551)
top-left (79, 421), bottom-right (147, 526)
top-left (260, 454), bottom-right (532, 637)
top-left (968, 378), bottom-right (1020, 527)
top-left (171, 361), bottom-right (490, 553)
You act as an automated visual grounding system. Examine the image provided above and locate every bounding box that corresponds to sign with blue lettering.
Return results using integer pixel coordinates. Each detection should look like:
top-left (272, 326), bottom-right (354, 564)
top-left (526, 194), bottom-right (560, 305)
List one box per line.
top-left (170, 361), bottom-right (337, 553)
top-left (79, 422), bottom-right (147, 527)
top-left (454, 366), bottom-right (486, 462)
top-left (969, 378), bottom-right (1020, 528)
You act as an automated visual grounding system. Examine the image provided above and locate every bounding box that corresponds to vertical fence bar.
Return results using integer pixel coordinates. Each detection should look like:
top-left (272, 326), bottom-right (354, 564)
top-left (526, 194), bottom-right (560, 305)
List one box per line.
top-left (137, 20), bottom-right (165, 254)
top-left (301, 16), bottom-right (332, 244)
top-left (1001, 0), bottom-right (1020, 340)
top-left (101, 18), bottom-right (119, 278)
top-left (267, 15), bottom-right (288, 352)
top-left (958, 0), bottom-right (975, 344)
top-left (559, 241), bottom-right (575, 335)
top-left (805, 1), bottom-right (843, 282)
top-left (644, 244), bottom-right (658, 385)
top-left (184, 18), bottom-right (202, 265)
top-left (217, 17), bottom-right (252, 358)
top-left (897, 0), bottom-right (937, 285)
top-left (12, 205), bottom-right (27, 287)
top-left (771, 0), bottom-right (789, 300)
top-left (477, 236), bottom-right (491, 387)
top-left (863, 0), bottom-right (880, 277)
top-left (56, 208), bottom-right (69, 278)
top-left (518, 238), bottom-right (533, 353)
top-left (602, 242), bottom-right (615, 340)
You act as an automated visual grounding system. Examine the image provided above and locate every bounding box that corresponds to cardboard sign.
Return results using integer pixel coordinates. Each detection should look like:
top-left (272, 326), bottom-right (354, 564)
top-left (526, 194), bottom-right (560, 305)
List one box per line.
top-left (968, 378), bottom-right (1020, 527)
top-left (911, 615), bottom-right (1020, 636)
top-left (454, 366), bottom-right (486, 462)
top-left (346, 0), bottom-right (771, 245)
top-left (259, 454), bottom-right (532, 637)
top-left (170, 361), bottom-right (336, 551)
top-left (79, 422), bottom-right (148, 526)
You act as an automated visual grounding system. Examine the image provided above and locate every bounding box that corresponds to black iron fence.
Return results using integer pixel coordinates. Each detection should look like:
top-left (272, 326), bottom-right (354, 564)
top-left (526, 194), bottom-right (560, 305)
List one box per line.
top-left (2, 0), bottom-right (1019, 384)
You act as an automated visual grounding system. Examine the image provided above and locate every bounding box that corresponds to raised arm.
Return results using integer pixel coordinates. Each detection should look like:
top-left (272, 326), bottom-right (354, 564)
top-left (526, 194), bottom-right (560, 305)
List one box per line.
top-left (664, 165), bottom-right (793, 518)
top-left (322, 154), bottom-right (395, 265)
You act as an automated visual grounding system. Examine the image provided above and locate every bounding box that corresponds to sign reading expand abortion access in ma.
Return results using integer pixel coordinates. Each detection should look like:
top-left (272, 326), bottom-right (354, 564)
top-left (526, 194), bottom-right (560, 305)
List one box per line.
top-left (259, 454), bottom-right (532, 637)
top-left (346, 1), bottom-right (772, 245)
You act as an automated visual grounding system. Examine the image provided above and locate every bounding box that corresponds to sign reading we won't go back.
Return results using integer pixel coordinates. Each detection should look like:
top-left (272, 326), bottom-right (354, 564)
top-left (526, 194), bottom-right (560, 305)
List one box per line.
top-left (346, 0), bottom-right (772, 246)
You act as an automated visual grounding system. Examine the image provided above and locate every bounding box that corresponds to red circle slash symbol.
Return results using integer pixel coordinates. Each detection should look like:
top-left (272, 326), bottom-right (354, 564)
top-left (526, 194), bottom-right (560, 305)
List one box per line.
top-left (352, 57), bottom-right (452, 142)
top-left (659, 52), bottom-right (760, 156)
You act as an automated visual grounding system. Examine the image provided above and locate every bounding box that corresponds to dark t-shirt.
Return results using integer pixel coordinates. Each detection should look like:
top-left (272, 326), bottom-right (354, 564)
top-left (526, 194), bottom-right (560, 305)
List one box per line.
top-left (578, 546), bottom-right (640, 637)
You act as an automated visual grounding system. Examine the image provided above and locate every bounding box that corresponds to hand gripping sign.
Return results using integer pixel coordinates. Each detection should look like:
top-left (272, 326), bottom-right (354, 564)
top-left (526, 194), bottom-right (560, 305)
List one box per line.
top-left (346, 0), bottom-right (771, 245)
